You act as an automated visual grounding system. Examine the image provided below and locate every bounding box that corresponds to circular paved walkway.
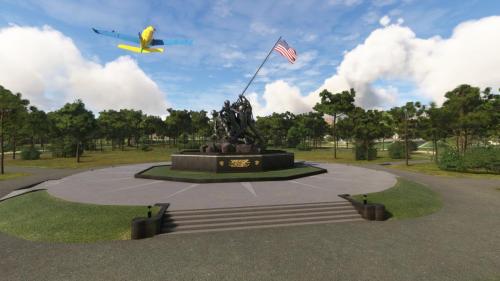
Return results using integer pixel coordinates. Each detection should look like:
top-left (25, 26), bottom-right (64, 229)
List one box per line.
top-left (39, 162), bottom-right (397, 210)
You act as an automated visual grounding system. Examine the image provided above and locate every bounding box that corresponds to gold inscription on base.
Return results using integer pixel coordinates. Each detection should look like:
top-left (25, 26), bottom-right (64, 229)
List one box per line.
top-left (219, 160), bottom-right (225, 167)
top-left (229, 159), bottom-right (251, 168)
top-left (254, 160), bottom-right (260, 166)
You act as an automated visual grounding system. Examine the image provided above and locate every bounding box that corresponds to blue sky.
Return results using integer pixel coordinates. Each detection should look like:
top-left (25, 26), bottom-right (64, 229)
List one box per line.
top-left (0, 0), bottom-right (499, 115)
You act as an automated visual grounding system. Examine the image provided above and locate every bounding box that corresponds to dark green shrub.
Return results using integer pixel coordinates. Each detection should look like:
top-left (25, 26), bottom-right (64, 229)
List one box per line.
top-left (180, 142), bottom-right (200, 149)
top-left (141, 144), bottom-right (152, 151)
top-left (408, 140), bottom-right (418, 152)
top-left (388, 141), bottom-right (418, 159)
top-left (179, 133), bottom-right (189, 145)
top-left (438, 148), bottom-right (465, 171)
top-left (286, 127), bottom-right (302, 148)
top-left (388, 141), bottom-right (405, 159)
top-left (464, 147), bottom-right (500, 173)
top-left (2, 143), bottom-right (13, 152)
top-left (354, 142), bottom-right (377, 160)
top-left (20, 147), bottom-right (41, 160)
top-left (50, 138), bottom-right (84, 158)
top-left (439, 147), bottom-right (500, 173)
top-left (295, 142), bottom-right (311, 151)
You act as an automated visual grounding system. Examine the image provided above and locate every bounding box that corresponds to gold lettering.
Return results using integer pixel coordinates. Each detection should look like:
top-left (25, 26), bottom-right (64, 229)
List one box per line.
top-left (229, 159), bottom-right (251, 168)
top-left (219, 160), bottom-right (225, 167)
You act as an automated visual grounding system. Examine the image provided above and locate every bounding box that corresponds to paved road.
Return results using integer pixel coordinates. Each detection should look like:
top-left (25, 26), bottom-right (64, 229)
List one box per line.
top-left (0, 165), bottom-right (499, 280)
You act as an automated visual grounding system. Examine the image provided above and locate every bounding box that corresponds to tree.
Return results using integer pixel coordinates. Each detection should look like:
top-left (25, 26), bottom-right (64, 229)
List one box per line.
top-left (24, 106), bottom-right (50, 149)
top-left (389, 102), bottom-right (425, 165)
top-left (442, 85), bottom-right (483, 154)
top-left (0, 86), bottom-right (29, 173)
top-left (349, 108), bottom-right (385, 160)
top-left (336, 117), bottom-right (355, 149)
top-left (191, 110), bottom-right (211, 144)
top-left (379, 112), bottom-right (394, 151)
top-left (98, 110), bottom-right (127, 150)
top-left (143, 115), bottom-right (166, 144)
top-left (314, 89), bottom-right (355, 158)
top-left (165, 109), bottom-right (191, 145)
top-left (121, 109), bottom-right (144, 148)
top-left (49, 100), bottom-right (96, 163)
top-left (287, 112), bottom-right (328, 148)
top-left (419, 103), bottom-right (452, 162)
top-left (4, 99), bottom-right (29, 160)
top-left (256, 112), bottom-right (295, 147)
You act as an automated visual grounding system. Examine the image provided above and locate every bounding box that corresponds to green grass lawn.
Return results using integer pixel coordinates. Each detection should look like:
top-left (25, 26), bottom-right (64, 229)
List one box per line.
top-left (140, 164), bottom-right (324, 182)
top-left (0, 172), bottom-right (29, 181)
top-left (388, 162), bottom-right (500, 179)
top-left (6, 146), bottom-right (178, 169)
top-left (290, 147), bottom-right (429, 164)
top-left (0, 191), bottom-right (158, 243)
top-left (352, 178), bottom-right (442, 219)
top-left (5, 146), bottom-right (430, 170)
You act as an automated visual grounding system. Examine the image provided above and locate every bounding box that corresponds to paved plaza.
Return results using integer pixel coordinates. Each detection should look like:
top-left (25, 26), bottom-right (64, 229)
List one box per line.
top-left (9, 162), bottom-right (398, 210)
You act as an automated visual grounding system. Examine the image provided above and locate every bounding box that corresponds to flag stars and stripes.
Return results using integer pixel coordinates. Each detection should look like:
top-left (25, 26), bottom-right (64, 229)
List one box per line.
top-left (274, 39), bottom-right (297, 64)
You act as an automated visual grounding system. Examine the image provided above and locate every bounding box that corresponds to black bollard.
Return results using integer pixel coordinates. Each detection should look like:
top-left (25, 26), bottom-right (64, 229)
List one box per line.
top-left (363, 194), bottom-right (367, 205)
top-left (374, 204), bottom-right (386, 221)
top-left (363, 204), bottom-right (375, 220)
top-left (147, 205), bottom-right (152, 218)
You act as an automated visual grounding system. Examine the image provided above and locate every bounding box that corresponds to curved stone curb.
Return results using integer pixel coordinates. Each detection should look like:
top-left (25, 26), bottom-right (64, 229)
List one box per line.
top-left (134, 164), bottom-right (327, 183)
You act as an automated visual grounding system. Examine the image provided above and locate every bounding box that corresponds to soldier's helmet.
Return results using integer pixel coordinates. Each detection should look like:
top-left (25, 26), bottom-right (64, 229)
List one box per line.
top-left (224, 100), bottom-right (230, 107)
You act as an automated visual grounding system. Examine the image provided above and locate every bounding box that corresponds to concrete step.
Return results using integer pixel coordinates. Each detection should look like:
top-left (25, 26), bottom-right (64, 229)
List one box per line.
top-left (168, 205), bottom-right (356, 221)
top-left (163, 215), bottom-right (363, 234)
top-left (168, 201), bottom-right (351, 216)
top-left (167, 209), bottom-right (358, 225)
top-left (165, 210), bottom-right (359, 227)
top-left (161, 201), bottom-right (363, 234)
top-left (165, 218), bottom-right (364, 235)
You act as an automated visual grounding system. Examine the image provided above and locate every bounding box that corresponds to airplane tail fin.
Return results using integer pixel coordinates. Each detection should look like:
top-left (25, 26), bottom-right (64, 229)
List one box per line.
top-left (117, 44), bottom-right (164, 53)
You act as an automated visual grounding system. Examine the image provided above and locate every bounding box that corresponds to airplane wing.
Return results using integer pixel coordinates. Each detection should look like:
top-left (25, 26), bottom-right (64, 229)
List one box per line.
top-left (92, 28), bottom-right (139, 43)
top-left (118, 44), bottom-right (163, 53)
top-left (151, 38), bottom-right (193, 46)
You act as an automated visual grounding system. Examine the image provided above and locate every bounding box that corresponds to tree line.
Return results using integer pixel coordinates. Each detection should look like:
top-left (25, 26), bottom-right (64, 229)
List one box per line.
top-left (0, 83), bottom-right (498, 174)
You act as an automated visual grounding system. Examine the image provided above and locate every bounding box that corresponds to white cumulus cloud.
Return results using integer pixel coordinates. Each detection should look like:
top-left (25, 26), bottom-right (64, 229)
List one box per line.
top-left (250, 16), bottom-right (500, 115)
top-left (247, 80), bottom-right (311, 116)
top-left (0, 25), bottom-right (169, 115)
top-left (379, 15), bottom-right (391, 26)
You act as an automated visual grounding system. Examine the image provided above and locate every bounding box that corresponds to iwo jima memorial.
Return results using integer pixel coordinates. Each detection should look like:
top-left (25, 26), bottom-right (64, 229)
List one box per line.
top-left (135, 37), bottom-right (326, 181)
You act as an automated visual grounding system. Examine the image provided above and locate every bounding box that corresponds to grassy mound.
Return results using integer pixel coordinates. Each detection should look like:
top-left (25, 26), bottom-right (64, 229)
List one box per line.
top-left (0, 191), bottom-right (157, 243)
top-left (353, 178), bottom-right (442, 219)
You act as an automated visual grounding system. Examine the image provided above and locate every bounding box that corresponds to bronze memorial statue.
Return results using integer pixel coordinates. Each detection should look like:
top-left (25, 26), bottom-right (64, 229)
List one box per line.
top-left (170, 36), bottom-right (298, 172)
top-left (202, 94), bottom-right (264, 154)
top-left (168, 93), bottom-right (293, 172)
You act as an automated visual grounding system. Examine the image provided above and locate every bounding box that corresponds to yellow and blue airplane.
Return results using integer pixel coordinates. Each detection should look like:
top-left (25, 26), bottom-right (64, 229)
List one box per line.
top-left (92, 25), bottom-right (191, 53)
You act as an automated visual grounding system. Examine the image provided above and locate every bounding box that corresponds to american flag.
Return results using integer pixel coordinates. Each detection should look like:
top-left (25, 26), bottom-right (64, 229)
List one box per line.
top-left (274, 39), bottom-right (297, 64)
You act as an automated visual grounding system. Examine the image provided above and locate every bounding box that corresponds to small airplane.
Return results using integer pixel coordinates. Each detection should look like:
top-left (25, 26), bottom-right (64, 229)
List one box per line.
top-left (92, 25), bottom-right (191, 53)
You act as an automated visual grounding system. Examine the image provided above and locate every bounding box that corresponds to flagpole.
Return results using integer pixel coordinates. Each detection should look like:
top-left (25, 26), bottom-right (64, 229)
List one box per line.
top-left (239, 36), bottom-right (281, 97)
